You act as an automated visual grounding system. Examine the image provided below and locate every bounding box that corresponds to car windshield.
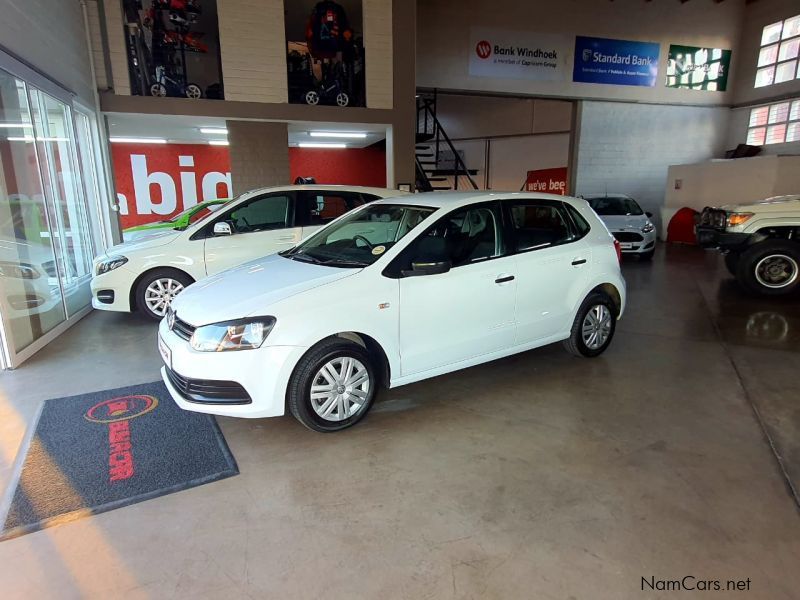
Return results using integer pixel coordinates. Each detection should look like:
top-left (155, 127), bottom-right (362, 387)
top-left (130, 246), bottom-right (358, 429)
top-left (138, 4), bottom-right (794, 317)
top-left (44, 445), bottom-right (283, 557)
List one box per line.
top-left (282, 203), bottom-right (435, 267)
top-left (588, 196), bottom-right (643, 216)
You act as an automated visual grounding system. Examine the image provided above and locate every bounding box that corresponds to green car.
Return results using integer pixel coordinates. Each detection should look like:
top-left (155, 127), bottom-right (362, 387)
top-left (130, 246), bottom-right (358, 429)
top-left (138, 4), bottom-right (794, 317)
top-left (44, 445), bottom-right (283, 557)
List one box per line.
top-left (122, 199), bottom-right (230, 242)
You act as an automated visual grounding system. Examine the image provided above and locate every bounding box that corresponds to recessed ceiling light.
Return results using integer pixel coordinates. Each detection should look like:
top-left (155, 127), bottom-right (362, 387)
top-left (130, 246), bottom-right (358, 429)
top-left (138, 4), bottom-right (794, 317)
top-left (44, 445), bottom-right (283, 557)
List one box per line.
top-left (200, 127), bottom-right (228, 134)
top-left (208, 140), bottom-right (229, 146)
top-left (298, 142), bottom-right (347, 148)
top-left (309, 132), bottom-right (367, 138)
top-left (0, 123), bottom-right (32, 129)
top-left (109, 137), bottom-right (168, 144)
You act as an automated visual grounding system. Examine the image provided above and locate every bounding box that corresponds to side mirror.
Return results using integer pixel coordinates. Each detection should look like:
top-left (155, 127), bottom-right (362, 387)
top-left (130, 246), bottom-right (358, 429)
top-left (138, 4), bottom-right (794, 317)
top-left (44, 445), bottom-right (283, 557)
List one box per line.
top-left (646, 211), bottom-right (653, 218)
top-left (213, 222), bottom-right (232, 236)
top-left (402, 260), bottom-right (452, 277)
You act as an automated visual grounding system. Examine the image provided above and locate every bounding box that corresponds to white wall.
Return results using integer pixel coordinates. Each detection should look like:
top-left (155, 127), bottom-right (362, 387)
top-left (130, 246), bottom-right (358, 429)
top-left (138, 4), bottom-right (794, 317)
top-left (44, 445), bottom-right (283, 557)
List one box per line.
top-left (417, 0), bottom-right (745, 106)
top-left (575, 101), bottom-right (730, 229)
top-left (0, 0), bottom-right (96, 104)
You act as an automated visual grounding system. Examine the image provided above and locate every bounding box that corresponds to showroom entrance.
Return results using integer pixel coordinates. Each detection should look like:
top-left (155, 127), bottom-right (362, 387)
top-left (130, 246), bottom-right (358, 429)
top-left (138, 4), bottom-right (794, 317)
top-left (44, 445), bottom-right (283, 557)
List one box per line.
top-left (0, 52), bottom-right (112, 369)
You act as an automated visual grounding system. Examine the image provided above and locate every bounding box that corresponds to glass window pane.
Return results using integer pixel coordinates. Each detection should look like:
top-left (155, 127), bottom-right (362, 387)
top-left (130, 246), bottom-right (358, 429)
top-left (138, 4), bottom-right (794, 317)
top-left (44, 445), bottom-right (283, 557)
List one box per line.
top-left (768, 102), bottom-right (790, 124)
top-left (790, 100), bottom-right (800, 121)
top-left (747, 127), bottom-right (766, 146)
top-left (782, 15), bottom-right (800, 39)
top-left (762, 21), bottom-right (784, 45)
top-left (765, 124), bottom-right (786, 144)
top-left (749, 106), bottom-right (769, 127)
top-left (774, 60), bottom-right (797, 83)
top-left (755, 66), bottom-right (775, 87)
top-left (0, 70), bottom-right (66, 353)
top-left (778, 39), bottom-right (800, 61)
top-left (787, 122), bottom-right (800, 143)
top-left (758, 44), bottom-right (779, 66)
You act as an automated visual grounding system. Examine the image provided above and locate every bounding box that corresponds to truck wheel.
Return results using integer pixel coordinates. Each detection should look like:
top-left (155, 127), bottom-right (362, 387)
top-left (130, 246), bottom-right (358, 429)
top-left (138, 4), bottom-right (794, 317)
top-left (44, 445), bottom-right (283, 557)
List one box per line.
top-left (724, 252), bottom-right (740, 276)
top-left (736, 241), bottom-right (800, 296)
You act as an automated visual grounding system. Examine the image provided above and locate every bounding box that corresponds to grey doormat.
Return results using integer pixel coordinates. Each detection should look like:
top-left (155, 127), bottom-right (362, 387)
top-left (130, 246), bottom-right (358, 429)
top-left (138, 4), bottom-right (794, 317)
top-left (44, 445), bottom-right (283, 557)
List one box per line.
top-left (1, 381), bottom-right (238, 540)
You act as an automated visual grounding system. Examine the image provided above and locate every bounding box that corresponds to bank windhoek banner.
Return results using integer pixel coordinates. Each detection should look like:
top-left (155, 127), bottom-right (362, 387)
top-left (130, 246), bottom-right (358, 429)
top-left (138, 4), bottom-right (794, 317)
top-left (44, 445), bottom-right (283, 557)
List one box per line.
top-left (469, 27), bottom-right (568, 81)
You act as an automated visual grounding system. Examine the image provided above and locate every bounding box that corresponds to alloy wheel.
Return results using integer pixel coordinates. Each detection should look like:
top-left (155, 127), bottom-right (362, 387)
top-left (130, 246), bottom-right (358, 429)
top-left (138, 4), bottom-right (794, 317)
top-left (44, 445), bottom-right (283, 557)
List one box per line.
top-left (310, 357), bottom-right (370, 422)
top-left (755, 254), bottom-right (799, 289)
top-left (582, 304), bottom-right (612, 350)
top-left (144, 278), bottom-right (185, 317)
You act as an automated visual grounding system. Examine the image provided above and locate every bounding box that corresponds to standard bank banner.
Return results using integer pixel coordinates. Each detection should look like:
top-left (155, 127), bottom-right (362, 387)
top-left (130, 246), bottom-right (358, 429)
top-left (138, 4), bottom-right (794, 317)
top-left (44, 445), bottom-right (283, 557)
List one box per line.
top-left (469, 27), bottom-right (568, 81)
top-left (573, 36), bottom-right (660, 87)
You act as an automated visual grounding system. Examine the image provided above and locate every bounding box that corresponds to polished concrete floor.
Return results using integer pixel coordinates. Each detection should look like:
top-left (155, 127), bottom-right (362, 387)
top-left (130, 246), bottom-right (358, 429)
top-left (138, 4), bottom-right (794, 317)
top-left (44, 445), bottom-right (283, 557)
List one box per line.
top-left (0, 244), bottom-right (798, 599)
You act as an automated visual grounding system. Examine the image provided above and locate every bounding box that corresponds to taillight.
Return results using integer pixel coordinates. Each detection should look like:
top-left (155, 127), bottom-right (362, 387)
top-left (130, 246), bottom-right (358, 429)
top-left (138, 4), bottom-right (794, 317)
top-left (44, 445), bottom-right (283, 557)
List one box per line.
top-left (613, 239), bottom-right (622, 264)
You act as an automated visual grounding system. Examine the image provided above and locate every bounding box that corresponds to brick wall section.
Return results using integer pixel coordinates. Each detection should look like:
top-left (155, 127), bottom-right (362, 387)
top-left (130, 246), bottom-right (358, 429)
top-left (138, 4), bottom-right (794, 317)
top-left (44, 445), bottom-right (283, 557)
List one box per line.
top-left (218, 0), bottom-right (287, 103)
top-left (102, 0), bottom-right (131, 95)
top-left (574, 101), bottom-right (730, 229)
top-left (227, 121), bottom-right (290, 194)
top-left (364, 0), bottom-right (393, 109)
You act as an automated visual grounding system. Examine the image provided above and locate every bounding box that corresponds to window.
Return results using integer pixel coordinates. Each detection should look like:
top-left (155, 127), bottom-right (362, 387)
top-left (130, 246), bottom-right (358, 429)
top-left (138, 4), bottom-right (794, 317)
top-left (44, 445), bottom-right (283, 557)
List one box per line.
top-left (586, 196), bottom-right (644, 217)
top-left (755, 14), bottom-right (800, 88)
top-left (228, 195), bottom-right (291, 233)
top-left (298, 192), bottom-right (364, 226)
top-left (507, 201), bottom-right (575, 252)
top-left (564, 205), bottom-right (591, 238)
top-left (747, 99), bottom-right (800, 145)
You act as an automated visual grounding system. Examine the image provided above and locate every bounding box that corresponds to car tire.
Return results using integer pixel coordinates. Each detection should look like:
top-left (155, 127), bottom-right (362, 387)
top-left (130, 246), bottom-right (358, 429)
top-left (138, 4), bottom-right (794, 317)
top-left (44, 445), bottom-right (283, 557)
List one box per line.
top-left (736, 241), bottom-right (800, 296)
top-left (724, 251), bottom-right (741, 276)
top-left (287, 337), bottom-right (378, 432)
top-left (135, 268), bottom-right (194, 321)
top-left (563, 292), bottom-right (617, 358)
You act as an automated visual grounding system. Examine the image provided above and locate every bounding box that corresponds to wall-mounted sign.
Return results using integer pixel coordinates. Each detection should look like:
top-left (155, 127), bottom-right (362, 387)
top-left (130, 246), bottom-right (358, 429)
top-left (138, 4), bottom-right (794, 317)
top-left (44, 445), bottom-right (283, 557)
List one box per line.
top-left (573, 36), bottom-right (660, 87)
top-left (666, 45), bottom-right (731, 91)
top-left (469, 27), bottom-right (568, 81)
top-left (525, 167), bottom-right (568, 195)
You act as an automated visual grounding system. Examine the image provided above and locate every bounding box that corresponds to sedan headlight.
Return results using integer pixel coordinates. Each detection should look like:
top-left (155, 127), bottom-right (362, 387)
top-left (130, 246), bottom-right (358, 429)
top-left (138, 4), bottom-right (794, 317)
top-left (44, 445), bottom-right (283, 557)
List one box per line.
top-left (96, 256), bottom-right (128, 276)
top-left (0, 261), bottom-right (40, 279)
top-left (190, 317), bottom-right (276, 352)
top-left (641, 221), bottom-right (655, 234)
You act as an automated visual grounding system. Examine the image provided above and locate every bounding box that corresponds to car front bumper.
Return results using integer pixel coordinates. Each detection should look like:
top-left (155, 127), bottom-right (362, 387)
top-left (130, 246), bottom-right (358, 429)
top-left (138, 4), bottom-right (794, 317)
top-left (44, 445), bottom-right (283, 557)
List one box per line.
top-left (695, 226), bottom-right (750, 250)
top-left (612, 230), bottom-right (657, 254)
top-left (90, 266), bottom-right (137, 312)
top-left (157, 318), bottom-right (307, 418)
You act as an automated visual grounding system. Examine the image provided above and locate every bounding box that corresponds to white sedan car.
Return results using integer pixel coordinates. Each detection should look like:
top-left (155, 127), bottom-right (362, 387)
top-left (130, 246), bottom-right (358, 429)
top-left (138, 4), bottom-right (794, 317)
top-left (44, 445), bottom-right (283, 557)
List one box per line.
top-left (159, 192), bottom-right (626, 432)
top-left (91, 185), bottom-right (403, 319)
top-left (584, 194), bottom-right (657, 260)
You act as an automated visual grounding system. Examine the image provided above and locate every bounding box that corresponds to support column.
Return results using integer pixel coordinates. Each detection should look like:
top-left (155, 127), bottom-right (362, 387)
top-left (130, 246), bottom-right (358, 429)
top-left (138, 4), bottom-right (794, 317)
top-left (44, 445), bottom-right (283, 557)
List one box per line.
top-left (226, 120), bottom-right (289, 195)
top-left (389, 0), bottom-right (417, 190)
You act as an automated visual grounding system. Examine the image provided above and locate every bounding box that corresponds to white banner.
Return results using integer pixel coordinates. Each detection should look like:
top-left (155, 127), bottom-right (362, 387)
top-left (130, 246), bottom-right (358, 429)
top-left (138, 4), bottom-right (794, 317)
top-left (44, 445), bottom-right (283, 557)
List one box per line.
top-left (469, 27), bottom-right (568, 81)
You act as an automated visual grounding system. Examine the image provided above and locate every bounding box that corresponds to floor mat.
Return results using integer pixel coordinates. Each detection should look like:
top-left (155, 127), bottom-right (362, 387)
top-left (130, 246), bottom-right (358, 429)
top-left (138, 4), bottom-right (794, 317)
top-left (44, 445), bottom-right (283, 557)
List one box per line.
top-left (1, 381), bottom-right (238, 540)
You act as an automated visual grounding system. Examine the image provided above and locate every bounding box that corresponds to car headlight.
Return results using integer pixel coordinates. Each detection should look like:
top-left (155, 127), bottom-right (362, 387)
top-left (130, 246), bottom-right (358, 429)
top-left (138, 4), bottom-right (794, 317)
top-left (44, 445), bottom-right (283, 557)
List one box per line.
top-left (96, 256), bottom-right (128, 276)
top-left (0, 261), bottom-right (40, 279)
top-left (190, 317), bottom-right (276, 352)
top-left (726, 212), bottom-right (754, 227)
top-left (641, 221), bottom-right (655, 234)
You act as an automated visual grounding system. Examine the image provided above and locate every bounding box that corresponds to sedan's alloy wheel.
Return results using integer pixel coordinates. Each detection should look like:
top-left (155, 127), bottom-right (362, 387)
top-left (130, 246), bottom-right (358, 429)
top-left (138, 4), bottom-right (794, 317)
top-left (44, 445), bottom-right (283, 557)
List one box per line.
top-left (582, 304), bottom-right (612, 350)
top-left (310, 357), bottom-right (370, 422)
top-left (144, 278), bottom-right (184, 317)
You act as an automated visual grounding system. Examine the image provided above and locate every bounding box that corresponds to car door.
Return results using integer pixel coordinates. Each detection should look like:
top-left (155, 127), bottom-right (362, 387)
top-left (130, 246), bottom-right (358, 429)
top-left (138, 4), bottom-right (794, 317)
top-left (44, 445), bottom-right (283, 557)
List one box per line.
top-left (394, 202), bottom-right (518, 377)
top-left (504, 199), bottom-right (592, 343)
top-left (296, 191), bottom-right (366, 240)
top-left (202, 192), bottom-right (301, 275)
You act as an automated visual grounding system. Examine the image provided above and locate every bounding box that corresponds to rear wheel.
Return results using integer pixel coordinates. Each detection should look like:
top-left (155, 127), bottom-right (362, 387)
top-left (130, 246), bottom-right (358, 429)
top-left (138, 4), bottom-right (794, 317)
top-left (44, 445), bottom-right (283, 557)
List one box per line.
top-left (135, 269), bottom-right (193, 321)
top-left (288, 338), bottom-right (377, 432)
top-left (736, 241), bottom-right (800, 296)
top-left (563, 292), bottom-right (617, 358)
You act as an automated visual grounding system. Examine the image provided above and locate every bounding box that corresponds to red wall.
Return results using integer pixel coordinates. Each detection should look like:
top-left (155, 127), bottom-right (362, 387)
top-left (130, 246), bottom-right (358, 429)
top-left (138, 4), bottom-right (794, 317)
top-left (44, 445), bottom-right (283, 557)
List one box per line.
top-left (112, 143), bottom-right (387, 229)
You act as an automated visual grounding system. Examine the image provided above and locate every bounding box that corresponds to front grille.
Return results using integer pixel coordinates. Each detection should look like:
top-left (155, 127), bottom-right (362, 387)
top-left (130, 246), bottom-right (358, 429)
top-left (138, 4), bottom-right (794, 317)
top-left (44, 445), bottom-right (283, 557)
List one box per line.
top-left (165, 366), bottom-right (252, 404)
top-left (613, 231), bottom-right (644, 242)
top-left (171, 314), bottom-right (196, 341)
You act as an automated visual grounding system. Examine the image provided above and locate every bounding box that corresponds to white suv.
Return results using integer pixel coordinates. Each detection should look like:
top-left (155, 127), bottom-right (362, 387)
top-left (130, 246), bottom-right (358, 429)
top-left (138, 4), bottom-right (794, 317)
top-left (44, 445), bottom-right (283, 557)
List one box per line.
top-left (91, 185), bottom-right (403, 319)
top-left (158, 192), bottom-right (626, 432)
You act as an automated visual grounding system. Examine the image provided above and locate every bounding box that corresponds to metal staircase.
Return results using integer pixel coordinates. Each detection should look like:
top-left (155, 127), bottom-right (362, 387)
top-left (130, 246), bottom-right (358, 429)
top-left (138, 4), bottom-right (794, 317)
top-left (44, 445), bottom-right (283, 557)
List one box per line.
top-left (415, 91), bottom-right (479, 192)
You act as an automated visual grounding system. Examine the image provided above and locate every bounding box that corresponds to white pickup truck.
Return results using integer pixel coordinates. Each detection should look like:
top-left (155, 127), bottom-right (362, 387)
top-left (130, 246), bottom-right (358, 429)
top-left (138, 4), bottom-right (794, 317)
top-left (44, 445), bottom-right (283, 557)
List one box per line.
top-left (696, 195), bottom-right (800, 296)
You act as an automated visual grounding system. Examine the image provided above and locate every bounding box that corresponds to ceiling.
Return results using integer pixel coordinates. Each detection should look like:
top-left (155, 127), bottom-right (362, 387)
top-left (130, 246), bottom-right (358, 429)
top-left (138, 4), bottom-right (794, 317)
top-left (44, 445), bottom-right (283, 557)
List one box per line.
top-left (105, 113), bottom-right (388, 148)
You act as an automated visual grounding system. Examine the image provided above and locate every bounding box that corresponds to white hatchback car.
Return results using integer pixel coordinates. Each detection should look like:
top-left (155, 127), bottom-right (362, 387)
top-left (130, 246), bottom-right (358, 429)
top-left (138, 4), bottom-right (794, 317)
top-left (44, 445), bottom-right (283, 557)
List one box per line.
top-left (158, 192), bottom-right (626, 432)
top-left (584, 194), bottom-right (657, 260)
top-left (91, 185), bottom-right (403, 319)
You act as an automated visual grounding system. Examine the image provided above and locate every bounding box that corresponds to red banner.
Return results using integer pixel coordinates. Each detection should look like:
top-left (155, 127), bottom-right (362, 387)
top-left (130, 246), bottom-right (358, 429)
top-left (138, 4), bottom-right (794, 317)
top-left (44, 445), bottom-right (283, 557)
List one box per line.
top-left (525, 167), bottom-right (568, 195)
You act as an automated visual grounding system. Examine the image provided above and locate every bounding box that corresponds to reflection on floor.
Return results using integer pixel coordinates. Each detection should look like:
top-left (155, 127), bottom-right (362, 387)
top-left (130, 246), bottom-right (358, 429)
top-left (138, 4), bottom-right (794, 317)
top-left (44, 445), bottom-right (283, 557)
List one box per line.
top-left (0, 243), bottom-right (798, 599)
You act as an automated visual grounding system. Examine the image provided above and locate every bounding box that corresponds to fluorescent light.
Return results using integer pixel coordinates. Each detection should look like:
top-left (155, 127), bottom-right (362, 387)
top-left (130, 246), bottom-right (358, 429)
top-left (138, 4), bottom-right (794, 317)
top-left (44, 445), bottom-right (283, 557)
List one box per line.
top-left (200, 127), bottom-right (228, 134)
top-left (7, 136), bottom-right (68, 142)
top-left (208, 140), bottom-right (229, 146)
top-left (110, 137), bottom-right (167, 144)
top-left (7, 136), bottom-right (34, 142)
top-left (0, 123), bottom-right (32, 129)
top-left (298, 142), bottom-right (347, 148)
top-left (309, 131), bottom-right (367, 139)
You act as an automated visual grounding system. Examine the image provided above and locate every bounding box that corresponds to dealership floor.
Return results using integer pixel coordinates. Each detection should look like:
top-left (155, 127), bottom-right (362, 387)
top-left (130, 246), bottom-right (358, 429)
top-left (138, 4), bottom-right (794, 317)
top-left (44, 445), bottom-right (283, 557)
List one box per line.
top-left (0, 245), bottom-right (799, 599)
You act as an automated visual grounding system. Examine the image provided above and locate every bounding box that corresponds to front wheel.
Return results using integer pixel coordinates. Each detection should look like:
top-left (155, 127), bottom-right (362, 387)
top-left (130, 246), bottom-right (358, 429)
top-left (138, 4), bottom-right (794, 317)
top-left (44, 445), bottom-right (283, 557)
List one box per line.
top-left (563, 292), bottom-right (617, 358)
top-left (724, 251), bottom-right (740, 276)
top-left (287, 338), bottom-right (377, 432)
top-left (185, 83), bottom-right (203, 99)
top-left (135, 269), bottom-right (194, 321)
top-left (736, 241), bottom-right (800, 296)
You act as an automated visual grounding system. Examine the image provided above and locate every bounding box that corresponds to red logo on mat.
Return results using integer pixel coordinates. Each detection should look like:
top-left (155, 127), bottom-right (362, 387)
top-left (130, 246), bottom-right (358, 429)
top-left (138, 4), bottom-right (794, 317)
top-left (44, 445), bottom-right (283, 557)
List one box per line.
top-left (476, 40), bottom-right (492, 59)
top-left (85, 395), bottom-right (158, 483)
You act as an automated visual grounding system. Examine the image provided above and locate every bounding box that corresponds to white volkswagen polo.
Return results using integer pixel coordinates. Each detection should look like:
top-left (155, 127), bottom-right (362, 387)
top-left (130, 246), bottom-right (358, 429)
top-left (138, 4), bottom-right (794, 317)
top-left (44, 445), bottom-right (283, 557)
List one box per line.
top-left (159, 192), bottom-right (626, 432)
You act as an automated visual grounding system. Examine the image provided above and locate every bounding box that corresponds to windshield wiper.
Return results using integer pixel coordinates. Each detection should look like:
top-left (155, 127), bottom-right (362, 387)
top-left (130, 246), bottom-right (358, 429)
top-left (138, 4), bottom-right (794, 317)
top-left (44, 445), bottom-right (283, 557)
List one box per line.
top-left (317, 258), bottom-right (369, 268)
top-left (287, 252), bottom-right (322, 264)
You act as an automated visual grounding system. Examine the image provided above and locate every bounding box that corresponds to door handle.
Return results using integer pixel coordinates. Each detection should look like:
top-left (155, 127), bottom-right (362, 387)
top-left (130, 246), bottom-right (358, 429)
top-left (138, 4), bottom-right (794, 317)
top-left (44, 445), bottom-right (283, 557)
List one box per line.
top-left (495, 275), bottom-right (515, 284)
top-left (571, 258), bottom-right (587, 266)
